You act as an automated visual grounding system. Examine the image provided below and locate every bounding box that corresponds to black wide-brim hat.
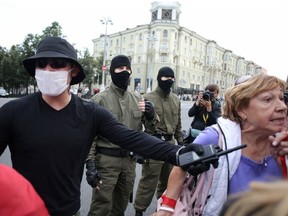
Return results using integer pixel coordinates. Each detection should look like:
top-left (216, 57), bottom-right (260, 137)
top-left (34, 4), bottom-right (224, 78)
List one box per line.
top-left (23, 36), bottom-right (85, 85)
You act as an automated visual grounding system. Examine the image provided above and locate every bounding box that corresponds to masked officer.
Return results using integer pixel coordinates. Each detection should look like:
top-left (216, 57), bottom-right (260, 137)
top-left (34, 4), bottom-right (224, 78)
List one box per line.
top-left (134, 67), bottom-right (183, 216)
top-left (85, 55), bottom-right (158, 216)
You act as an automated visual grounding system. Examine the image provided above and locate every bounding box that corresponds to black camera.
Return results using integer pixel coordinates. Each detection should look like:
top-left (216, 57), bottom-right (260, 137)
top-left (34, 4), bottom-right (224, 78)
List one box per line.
top-left (202, 91), bottom-right (214, 101)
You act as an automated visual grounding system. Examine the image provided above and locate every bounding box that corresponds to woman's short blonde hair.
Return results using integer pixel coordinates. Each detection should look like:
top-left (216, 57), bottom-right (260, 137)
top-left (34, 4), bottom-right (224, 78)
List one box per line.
top-left (221, 181), bottom-right (288, 216)
top-left (222, 74), bottom-right (286, 124)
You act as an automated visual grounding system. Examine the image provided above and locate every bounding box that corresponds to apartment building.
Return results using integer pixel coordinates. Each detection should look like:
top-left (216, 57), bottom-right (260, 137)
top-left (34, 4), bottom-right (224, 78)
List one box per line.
top-left (92, 1), bottom-right (266, 95)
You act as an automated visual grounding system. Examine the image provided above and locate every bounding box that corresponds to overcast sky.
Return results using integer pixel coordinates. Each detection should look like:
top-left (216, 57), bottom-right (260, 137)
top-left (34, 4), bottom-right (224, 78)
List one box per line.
top-left (0, 0), bottom-right (287, 80)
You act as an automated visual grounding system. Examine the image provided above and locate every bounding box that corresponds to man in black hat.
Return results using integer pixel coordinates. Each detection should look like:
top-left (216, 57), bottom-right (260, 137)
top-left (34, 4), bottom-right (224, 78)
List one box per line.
top-left (86, 54), bottom-right (158, 216)
top-left (0, 37), bottom-right (215, 216)
top-left (134, 67), bottom-right (183, 216)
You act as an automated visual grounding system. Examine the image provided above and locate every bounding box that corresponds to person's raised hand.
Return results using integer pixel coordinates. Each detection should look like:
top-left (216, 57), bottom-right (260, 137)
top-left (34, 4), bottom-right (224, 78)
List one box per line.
top-left (144, 100), bottom-right (155, 120)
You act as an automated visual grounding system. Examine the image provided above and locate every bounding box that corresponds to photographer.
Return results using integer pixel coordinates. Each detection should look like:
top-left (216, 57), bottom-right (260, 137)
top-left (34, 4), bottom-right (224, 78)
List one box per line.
top-left (188, 84), bottom-right (221, 142)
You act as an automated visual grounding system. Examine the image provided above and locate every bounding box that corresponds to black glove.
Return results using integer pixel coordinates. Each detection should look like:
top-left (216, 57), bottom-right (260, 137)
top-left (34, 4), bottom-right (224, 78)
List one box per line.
top-left (133, 154), bottom-right (146, 164)
top-left (176, 143), bottom-right (214, 176)
top-left (85, 159), bottom-right (102, 188)
top-left (186, 162), bottom-right (210, 176)
top-left (144, 100), bottom-right (155, 120)
top-left (186, 153), bottom-right (219, 176)
top-left (209, 146), bottom-right (222, 169)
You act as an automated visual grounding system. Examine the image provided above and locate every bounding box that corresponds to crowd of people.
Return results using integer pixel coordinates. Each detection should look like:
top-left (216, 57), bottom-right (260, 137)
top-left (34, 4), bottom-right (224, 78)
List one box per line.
top-left (0, 36), bottom-right (287, 216)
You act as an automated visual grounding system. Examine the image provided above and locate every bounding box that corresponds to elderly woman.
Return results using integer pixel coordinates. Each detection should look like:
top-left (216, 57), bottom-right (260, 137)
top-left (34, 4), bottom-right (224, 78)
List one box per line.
top-left (154, 74), bottom-right (287, 216)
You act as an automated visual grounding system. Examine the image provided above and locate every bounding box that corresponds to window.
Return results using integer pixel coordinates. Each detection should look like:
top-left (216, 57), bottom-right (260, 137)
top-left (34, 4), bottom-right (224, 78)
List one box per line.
top-left (160, 54), bottom-right (168, 62)
top-left (207, 56), bottom-right (210, 65)
top-left (207, 45), bottom-right (212, 54)
top-left (162, 42), bottom-right (168, 49)
top-left (138, 45), bottom-right (142, 51)
top-left (139, 33), bottom-right (142, 41)
top-left (134, 78), bottom-right (141, 92)
top-left (163, 30), bottom-right (168, 37)
top-left (162, 9), bottom-right (172, 20)
top-left (152, 11), bottom-right (157, 21)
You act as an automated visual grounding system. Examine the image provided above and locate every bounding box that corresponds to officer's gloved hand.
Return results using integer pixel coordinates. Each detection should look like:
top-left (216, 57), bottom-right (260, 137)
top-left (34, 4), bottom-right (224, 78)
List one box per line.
top-left (209, 146), bottom-right (222, 169)
top-left (85, 159), bottom-right (102, 188)
top-left (144, 100), bottom-right (155, 120)
top-left (133, 154), bottom-right (146, 164)
top-left (186, 153), bottom-right (219, 176)
top-left (186, 162), bottom-right (211, 176)
top-left (176, 143), bottom-right (215, 176)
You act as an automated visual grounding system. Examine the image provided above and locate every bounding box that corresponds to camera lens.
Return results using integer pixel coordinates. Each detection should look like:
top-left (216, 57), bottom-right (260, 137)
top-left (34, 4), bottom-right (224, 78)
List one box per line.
top-left (203, 93), bottom-right (209, 100)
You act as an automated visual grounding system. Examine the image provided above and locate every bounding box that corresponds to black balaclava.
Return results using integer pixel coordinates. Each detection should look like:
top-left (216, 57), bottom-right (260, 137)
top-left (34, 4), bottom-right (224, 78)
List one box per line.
top-left (157, 67), bottom-right (175, 95)
top-left (110, 55), bottom-right (132, 90)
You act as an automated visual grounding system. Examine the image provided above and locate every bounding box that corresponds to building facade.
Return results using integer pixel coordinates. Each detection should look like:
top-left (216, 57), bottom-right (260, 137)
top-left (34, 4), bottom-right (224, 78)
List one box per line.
top-left (92, 1), bottom-right (266, 96)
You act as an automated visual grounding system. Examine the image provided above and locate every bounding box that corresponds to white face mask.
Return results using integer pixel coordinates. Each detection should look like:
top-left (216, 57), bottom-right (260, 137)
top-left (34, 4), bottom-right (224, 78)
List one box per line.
top-left (35, 69), bottom-right (71, 96)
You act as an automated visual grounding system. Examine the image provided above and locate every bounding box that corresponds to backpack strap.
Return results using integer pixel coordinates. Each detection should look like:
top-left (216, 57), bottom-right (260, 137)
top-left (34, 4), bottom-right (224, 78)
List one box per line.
top-left (182, 172), bottom-right (206, 212)
top-left (191, 125), bottom-right (223, 215)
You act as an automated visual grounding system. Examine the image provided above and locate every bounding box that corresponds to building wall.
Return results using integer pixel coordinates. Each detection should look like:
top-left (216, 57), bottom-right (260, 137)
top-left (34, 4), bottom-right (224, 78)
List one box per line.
top-left (93, 2), bottom-right (266, 95)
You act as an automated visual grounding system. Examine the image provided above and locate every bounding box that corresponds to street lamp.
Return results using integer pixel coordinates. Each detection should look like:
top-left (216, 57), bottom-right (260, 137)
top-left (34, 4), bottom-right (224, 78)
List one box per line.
top-left (100, 17), bottom-right (113, 92)
top-left (147, 33), bottom-right (157, 93)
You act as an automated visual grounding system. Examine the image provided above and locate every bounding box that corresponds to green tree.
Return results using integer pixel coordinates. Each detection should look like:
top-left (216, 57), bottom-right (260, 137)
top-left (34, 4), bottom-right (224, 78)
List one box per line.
top-left (0, 21), bottom-right (98, 96)
top-left (78, 48), bottom-right (98, 95)
top-left (41, 21), bottom-right (63, 38)
top-left (0, 46), bottom-right (7, 87)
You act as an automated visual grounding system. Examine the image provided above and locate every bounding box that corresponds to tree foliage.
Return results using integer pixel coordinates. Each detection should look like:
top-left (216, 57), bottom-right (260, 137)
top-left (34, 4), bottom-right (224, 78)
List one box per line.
top-left (0, 21), bottom-right (101, 96)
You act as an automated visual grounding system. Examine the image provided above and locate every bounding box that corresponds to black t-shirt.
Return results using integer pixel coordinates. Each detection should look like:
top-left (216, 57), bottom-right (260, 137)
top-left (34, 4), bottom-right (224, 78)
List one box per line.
top-left (0, 92), bottom-right (179, 215)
